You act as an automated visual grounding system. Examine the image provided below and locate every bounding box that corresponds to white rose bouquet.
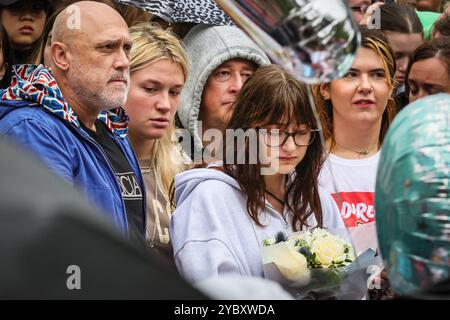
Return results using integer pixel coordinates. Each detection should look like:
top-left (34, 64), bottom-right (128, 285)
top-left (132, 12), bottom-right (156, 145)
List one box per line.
top-left (287, 228), bottom-right (356, 268)
top-left (262, 228), bottom-right (376, 300)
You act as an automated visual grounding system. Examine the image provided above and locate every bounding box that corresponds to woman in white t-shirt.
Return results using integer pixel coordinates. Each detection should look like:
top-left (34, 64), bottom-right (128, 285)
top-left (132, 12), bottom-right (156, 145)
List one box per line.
top-left (314, 28), bottom-right (397, 230)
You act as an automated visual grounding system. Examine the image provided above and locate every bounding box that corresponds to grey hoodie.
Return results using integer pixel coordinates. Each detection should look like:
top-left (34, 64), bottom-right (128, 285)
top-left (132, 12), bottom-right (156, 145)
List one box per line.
top-left (177, 25), bottom-right (270, 155)
top-left (170, 169), bottom-right (345, 283)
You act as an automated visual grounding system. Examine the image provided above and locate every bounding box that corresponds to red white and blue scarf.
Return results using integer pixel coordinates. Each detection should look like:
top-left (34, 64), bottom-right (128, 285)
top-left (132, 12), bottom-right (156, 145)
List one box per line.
top-left (2, 64), bottom-right (129, 138)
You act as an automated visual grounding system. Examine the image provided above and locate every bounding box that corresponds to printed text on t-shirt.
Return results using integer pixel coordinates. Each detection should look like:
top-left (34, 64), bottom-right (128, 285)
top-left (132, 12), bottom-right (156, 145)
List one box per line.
top-left (331, 192), bottom-right (375, 227)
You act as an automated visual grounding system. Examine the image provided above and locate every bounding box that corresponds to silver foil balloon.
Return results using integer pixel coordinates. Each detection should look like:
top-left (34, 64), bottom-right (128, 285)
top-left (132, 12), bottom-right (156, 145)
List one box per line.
top-left (215, 0), bottom-right (361, 84)
top-left (376, 94), bottom-right (450, 299)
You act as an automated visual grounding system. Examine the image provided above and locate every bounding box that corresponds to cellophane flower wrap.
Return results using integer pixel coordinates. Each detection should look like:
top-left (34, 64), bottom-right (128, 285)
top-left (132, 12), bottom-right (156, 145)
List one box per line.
top-left (262, 228), bottom-right (377, 300)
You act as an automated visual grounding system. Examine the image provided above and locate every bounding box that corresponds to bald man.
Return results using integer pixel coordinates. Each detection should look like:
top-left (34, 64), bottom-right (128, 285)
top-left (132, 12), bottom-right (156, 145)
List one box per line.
top-left (0, 1), bottom-right (146, 242)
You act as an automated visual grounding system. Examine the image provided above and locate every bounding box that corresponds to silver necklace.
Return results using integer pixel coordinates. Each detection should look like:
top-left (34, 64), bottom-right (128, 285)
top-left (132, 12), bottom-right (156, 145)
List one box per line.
top-left (334, 141), bottom-right (370, 156)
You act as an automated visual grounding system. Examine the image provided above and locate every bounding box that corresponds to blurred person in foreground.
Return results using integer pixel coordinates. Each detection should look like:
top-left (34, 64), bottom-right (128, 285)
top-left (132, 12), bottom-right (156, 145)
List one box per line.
top-left (376, 93), bottom-right (450, 299)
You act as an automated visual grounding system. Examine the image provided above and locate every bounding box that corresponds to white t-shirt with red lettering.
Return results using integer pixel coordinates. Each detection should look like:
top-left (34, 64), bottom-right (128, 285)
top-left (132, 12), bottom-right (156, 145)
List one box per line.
top-left (318, 152), bottom-right (380, 228)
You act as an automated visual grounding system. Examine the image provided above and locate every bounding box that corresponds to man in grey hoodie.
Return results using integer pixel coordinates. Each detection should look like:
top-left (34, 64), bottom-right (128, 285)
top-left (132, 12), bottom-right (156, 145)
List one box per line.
top-left (176, 24), bottom-right (270, 161)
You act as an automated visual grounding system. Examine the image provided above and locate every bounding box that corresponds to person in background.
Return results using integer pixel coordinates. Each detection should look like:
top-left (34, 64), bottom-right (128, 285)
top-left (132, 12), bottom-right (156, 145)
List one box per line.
top-left (415, 0), bottom-right (446, 12)
top-left (432, 14), bottom-right (450, 38)
top-left (361, 1), bottom-right (440, 44)
top-left (416, 11), bottom-right (441, 40)
top-left (0, 24), bottom-right (12, 88)
top-left (125, 23), bottom-right (190, 263)
top-left (406, 38), bottom-right (450, 103)
top-left (171, 65), bottom-right (344, 283)
top-left (315, 28), bottom-right (396, 230)
top-left (379, 4), bottom-right (423, 87)
top-left (0, 1), bottom-right (146, 242)
top-left (360, 3), bottom-right (424, 109)
top-left (176, 24), bottom-right (270, 162)
top-left (33, 8), bottom-right (59, 66)
top-left (0, 0), bottom-right (53, 64)
top-left (399, 0), bottom-right (447, 40)
top-left (373, 3), bottom-right (424, 110)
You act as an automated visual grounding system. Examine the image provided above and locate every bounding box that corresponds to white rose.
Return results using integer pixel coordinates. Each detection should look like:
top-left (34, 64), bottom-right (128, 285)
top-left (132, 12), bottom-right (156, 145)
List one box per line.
top-left (311, 236), bottom-right (348, 267)
top-left (278, 248), bottom-right (311, 285)
top-left (261, 242), bottom-right (311, 285)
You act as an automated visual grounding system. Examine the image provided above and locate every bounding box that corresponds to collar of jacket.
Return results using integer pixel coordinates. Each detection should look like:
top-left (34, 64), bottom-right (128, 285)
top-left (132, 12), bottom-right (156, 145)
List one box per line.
top-left (2, 64), bottom-right (129, 139)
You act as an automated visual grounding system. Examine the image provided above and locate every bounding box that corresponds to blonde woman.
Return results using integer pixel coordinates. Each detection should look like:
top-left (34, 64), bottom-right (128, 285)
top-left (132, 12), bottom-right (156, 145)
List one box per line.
top-left (125, 23), bottom-right (190, 263)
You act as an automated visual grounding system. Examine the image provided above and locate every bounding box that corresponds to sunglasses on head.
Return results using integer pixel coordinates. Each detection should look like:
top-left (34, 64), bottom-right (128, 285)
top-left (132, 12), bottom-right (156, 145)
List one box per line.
top-left (5, 1), bottom-right (50, 14)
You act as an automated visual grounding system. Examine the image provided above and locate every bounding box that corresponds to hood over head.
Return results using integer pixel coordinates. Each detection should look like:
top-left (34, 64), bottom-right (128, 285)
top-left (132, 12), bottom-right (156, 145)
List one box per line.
top-left (178, 24), bottom-right (270, 153)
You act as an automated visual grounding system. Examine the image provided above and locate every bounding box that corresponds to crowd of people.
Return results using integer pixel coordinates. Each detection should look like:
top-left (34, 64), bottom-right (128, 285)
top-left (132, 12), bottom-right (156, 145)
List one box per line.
top-left (0, 0), bottom-right (448, 299)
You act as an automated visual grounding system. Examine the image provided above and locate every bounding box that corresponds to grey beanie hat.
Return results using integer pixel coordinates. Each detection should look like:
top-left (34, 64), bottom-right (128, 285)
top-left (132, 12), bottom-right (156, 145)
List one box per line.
top-left (177, 24), bottom-right (270, 153)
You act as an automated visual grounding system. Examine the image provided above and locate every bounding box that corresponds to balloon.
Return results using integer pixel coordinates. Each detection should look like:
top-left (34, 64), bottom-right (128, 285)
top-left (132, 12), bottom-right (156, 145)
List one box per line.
top-left (376, 93), bottom-right (450, 299)
top-left (215, 0), bottom-right (360, 84)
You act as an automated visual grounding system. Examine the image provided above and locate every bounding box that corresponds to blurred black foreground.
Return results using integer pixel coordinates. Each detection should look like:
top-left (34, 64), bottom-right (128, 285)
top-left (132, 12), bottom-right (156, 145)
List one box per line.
top-left (0, 138), bottom-right (207, 300)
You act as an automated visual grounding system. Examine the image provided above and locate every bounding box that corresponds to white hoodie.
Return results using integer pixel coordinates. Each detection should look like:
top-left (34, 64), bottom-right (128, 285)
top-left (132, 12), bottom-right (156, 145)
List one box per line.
top-left (170, 168), bottom-right (344, 283)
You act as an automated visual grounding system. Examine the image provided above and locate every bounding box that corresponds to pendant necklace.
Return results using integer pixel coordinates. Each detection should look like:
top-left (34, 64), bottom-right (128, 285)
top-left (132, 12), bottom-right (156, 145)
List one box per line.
top-left (334, 141), bottom-right (370, 157)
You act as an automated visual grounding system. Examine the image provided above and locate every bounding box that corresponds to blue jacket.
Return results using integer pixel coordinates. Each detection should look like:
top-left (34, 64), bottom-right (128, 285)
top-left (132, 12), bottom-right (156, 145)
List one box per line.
top-left (0, 65), bottom-right (146, 237)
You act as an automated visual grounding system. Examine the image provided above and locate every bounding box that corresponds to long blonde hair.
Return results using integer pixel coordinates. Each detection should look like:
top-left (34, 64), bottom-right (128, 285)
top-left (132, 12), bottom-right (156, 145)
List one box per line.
top-left (129, 23), bottom-right (190, 199)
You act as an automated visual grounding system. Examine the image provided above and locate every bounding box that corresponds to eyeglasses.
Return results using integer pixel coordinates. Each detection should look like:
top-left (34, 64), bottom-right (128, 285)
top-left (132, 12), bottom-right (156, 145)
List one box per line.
top-left (259, 128), bottom-right (320, 147)
top-left (6, 0), bottom-right (50, 15)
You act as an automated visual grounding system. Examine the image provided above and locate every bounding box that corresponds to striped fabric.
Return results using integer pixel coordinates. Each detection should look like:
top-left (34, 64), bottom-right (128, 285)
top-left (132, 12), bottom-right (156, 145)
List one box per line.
top-left (115, 0), bottom-right (233, 25)
top-left (2, 64), bottom-right (129, 138)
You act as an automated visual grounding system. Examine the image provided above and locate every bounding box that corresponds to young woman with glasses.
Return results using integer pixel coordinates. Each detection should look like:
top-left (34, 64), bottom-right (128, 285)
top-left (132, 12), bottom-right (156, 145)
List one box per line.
top-left (0, 0), bottom-right (52, 64)
top-left (170, 64), bottom-right (344, 283)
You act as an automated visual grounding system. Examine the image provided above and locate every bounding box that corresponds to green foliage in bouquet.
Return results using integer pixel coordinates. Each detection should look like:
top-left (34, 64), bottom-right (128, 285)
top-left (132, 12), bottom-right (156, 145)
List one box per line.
top-left (287, 229), bottom-right (356, 269)
top-left (262, 228), bottom-right (375, 300)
